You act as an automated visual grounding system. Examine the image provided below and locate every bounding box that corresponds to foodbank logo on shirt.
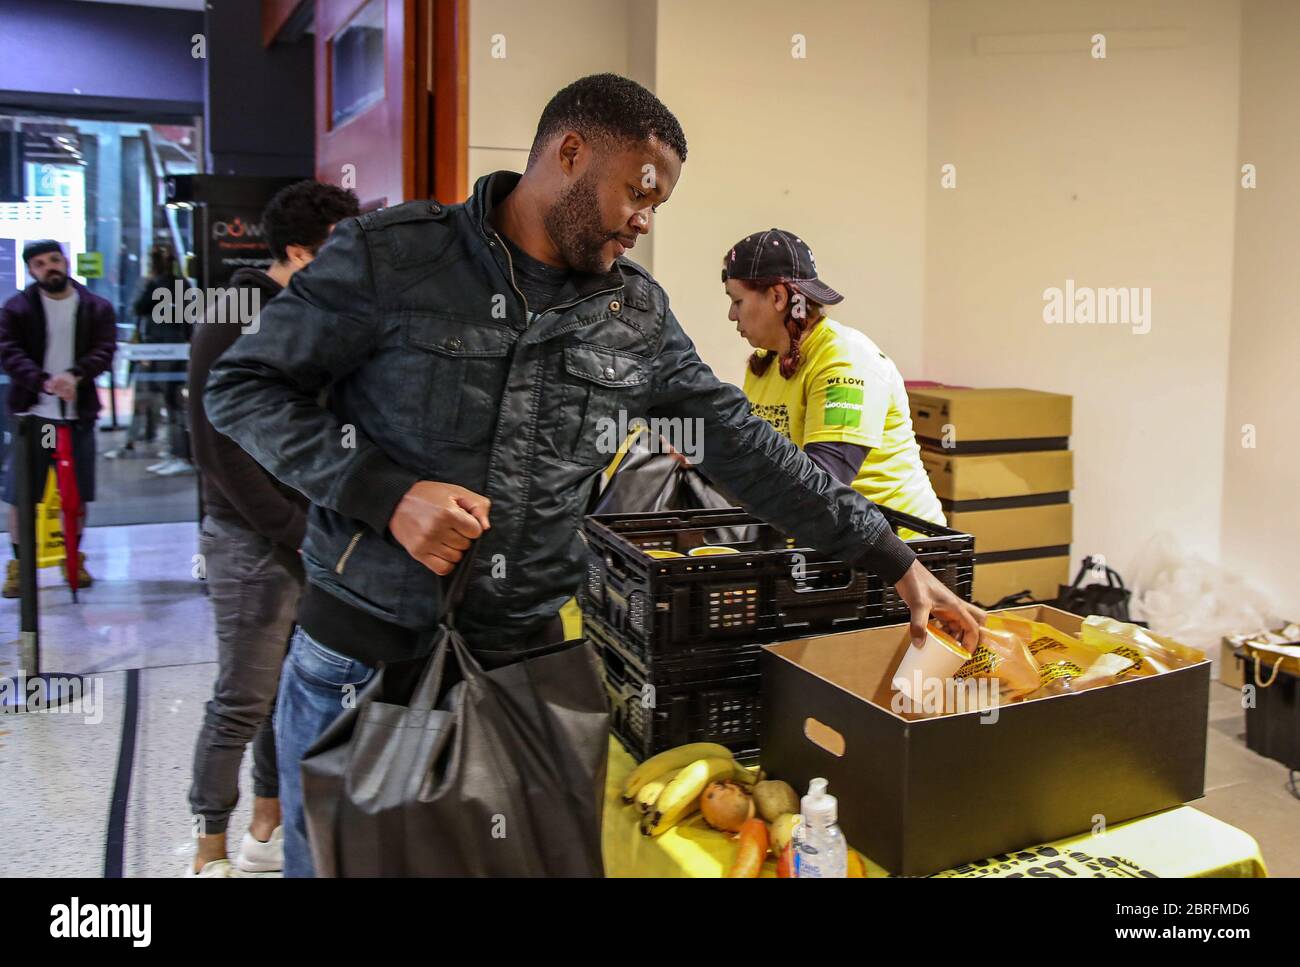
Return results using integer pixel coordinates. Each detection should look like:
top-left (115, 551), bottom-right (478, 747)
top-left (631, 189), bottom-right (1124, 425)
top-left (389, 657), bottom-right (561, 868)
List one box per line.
top-left (824, 384), bottom-right (864, 427)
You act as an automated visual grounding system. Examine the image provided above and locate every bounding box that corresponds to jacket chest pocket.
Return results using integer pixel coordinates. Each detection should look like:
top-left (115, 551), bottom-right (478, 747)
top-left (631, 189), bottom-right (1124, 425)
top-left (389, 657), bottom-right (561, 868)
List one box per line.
top-left (558, 341), bottom-right (650, 465)
top-left (396, 314), bottom-right (514, 446)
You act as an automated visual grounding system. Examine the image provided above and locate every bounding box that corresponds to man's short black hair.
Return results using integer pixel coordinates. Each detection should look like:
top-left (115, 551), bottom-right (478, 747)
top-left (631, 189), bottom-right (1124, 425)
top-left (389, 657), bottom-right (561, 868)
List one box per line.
top-left (527, 73), bottom-right (687, 169)
top-left (261, 180), bottom-right (361, 261)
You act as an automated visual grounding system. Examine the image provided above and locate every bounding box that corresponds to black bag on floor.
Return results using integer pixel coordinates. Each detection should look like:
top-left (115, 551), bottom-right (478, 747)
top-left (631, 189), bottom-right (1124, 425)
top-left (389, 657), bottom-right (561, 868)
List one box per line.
top-left (1055, 555), bottom-right (1133, 621)
top-left (300, 555), bottom-right (610, 876)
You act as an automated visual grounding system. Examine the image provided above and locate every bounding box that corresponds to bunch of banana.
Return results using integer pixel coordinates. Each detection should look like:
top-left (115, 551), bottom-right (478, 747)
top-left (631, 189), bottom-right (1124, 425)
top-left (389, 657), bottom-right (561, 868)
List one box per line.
top-left (640, 756), bottom-right (735, 836)
top-left (632, 768), bottom-right (682, 815)
top-left (621, 742), bottom-right (756, 837)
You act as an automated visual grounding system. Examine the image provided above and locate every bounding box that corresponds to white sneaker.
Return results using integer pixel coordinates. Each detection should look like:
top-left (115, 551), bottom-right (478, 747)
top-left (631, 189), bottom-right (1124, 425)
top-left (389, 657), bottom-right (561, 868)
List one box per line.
top-left (186, 858), bottom-right (234, 878)
top-left (234, 826), bottom-right (283, 873)
top-left (152, 458), bottom-right (196, 477)
top-left (146, 459), bottom-right (172, 473)
top-left (163, 458), bottom-right (196, 477)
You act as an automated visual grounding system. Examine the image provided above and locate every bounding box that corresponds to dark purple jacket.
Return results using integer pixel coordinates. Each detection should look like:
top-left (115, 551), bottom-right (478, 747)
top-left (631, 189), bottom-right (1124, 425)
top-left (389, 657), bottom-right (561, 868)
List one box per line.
top-left (0, 280), bottom-right (117, 423)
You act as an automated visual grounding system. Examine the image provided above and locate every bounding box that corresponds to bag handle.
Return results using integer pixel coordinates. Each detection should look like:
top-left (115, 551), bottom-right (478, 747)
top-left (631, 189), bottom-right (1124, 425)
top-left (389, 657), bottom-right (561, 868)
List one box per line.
top-left (1253, 652), bottom-right (1283, 689)
top-left (440, 542), bottom-right (479, 630)
top-left (405, 545), bottom-right (481, 710)
top-left (1067, 556), bottom-right (1096, 592)
top-left (1068, 555), bottom-right (1127, 593)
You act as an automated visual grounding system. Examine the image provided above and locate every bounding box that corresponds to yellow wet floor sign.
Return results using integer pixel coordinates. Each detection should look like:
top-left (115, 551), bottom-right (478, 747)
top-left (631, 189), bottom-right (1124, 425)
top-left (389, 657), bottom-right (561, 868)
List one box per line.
top-left (35, 467), bottom-right (67, 569)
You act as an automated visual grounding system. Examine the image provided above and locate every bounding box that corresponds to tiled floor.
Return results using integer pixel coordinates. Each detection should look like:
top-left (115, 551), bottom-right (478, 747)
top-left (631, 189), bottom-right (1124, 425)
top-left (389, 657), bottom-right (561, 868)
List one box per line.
top-left (0, 521), bottom-right (1296, 877)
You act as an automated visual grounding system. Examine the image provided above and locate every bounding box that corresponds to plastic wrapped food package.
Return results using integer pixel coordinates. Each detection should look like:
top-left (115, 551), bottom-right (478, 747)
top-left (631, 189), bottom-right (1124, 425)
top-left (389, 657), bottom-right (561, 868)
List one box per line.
top-left (952, 626), bottom-right (1042, 702)
top-left (890, 615), bottom-right (1203, 717)
top-left (1079, 615), bottom-right (1204, 675)
top-left (986, 614), bottom-right (1138, 698)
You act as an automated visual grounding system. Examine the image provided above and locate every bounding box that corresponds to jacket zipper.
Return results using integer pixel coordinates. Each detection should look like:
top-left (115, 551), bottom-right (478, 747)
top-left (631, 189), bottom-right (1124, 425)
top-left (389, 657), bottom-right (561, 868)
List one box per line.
top-left (335, 530), bottom-right (363, 574)
top-left (489, 229), bottom-right (530, 318)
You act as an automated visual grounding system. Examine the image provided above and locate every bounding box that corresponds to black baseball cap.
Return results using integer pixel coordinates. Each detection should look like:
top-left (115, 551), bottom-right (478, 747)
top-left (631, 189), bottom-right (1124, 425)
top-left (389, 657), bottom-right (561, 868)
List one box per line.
top-left (22, 239), bottom-right (64, 263)
top-left (721, 228), bottom-right (843, 306)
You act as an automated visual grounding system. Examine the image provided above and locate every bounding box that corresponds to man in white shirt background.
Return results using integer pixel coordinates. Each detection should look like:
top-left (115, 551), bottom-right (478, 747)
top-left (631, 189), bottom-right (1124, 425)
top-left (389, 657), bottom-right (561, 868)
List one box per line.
top-left (0, 240), bottom-right (117, 596)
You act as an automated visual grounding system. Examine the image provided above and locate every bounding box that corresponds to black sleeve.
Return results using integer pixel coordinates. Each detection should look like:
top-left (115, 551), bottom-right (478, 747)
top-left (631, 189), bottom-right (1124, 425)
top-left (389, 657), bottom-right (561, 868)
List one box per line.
top-left (204, 217), bottom-right (420, 537)
top-left (805, 441), bottom-right (869, 487)
top-left (189, 316), bottom-right (308, 552)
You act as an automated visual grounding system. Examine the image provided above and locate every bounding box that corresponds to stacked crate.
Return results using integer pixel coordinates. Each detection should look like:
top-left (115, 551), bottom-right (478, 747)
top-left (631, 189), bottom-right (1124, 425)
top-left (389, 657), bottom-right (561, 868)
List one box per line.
top-left (581, 507), bottom-right (974, 761)
top-left (909, 387), bottom-right (1073, 607)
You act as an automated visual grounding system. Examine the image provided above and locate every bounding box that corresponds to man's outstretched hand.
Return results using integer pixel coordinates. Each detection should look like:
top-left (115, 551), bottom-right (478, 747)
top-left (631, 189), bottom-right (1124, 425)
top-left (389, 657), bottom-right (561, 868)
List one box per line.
top-left (893, 559), bottom-right (985, 652)
top-left (389, 481), bottom-right (491, 575)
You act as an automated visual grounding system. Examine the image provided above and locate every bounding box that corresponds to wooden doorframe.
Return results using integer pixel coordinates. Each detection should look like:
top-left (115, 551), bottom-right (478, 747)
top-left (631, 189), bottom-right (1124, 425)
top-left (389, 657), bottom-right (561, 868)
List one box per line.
top-left (417, 0), bottom-right (469, 203)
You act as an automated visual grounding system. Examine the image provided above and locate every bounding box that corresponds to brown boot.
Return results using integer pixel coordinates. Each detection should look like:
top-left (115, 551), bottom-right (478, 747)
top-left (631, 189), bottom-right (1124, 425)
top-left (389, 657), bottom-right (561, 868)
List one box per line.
top-left (62, 552), bottom-right (93, 589)
top-left (2, 559), bottom-right (18, 598)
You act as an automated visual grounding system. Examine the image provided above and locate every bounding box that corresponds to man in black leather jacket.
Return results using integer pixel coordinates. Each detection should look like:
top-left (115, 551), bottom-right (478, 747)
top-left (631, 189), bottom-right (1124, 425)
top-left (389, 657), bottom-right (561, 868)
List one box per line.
top-left (206, 74), bottom-right (982, 876)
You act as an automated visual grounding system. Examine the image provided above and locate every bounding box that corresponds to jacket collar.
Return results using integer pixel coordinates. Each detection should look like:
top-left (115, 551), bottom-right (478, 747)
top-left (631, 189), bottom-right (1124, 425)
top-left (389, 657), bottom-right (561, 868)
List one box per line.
top-left (466, 169), bottom-right (625, 306)
top-left (229, 266), bottom-right (283, 299)
top-left (23, 278), bottom-right (87, 315)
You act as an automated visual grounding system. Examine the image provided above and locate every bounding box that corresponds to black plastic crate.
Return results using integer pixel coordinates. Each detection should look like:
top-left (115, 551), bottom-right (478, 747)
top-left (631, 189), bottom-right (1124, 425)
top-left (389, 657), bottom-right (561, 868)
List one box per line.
top-left (589, 617), bottom-right (762, 761)
top-left (1242, 653), bottom-right (1300, 770)
top-left (589, 613), bottom-right (764, 686)
top-left (581, 506), bottom-right (973, 661)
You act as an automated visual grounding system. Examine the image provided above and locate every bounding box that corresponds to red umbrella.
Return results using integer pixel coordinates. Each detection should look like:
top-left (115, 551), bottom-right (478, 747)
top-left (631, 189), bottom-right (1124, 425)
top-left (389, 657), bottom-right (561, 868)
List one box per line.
top-left (54, 402), bottom-right (81, 601)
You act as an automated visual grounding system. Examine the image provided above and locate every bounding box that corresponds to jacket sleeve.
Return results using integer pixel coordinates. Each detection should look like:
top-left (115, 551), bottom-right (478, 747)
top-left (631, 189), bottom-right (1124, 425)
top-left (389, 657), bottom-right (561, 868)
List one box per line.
top-left (0, 301), bottom-right (49, 392)
top-left (189, 321), bottom-right (307, 553)
top-left (645, 302), bottom-right (917, 583)
top-left (203, 217), bottom-right (420, 536)
top-left (69, 298), bottom-right (117, 381)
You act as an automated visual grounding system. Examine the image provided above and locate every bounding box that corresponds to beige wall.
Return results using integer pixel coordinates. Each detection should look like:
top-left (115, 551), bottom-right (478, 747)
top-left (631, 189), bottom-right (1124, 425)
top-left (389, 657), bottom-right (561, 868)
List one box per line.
top-left (467, 0), bottom-right (656, 269)
top-left (652, 0), bottom-right (930, 386)
top-left (467, 0), bottom-right (635, 190)
top-left (1220, 0), bottom-right (1300, 618)
top-left (464, 0), bottom-right (1296, 617)
top-left (924, 0), bottom-right (1242, 578)
top-left (467, 0), bottom-right (930, 385)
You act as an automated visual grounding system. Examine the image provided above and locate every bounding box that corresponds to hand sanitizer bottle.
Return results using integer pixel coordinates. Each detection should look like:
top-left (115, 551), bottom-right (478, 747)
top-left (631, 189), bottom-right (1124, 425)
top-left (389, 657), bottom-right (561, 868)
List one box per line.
top-left (793, 778), bottom-right (847, 878)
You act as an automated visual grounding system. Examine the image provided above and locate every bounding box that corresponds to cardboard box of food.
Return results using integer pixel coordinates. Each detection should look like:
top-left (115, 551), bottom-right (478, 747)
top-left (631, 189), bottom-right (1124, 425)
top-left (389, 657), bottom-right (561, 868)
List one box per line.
top-left (921, 449), bottom-right (1073, 501)
top-left (972, 554), bottom-right (1071, 606)
top-left (760, 606), bottom-right (1210, 876)
top-left (910, 388), bottom-right (1071, 452)
top-left (946, 502), bottom-right (1073, 555)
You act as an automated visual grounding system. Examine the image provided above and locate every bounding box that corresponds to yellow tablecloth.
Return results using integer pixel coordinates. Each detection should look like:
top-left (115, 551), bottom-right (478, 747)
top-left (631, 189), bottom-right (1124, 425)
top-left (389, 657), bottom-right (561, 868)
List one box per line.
top-left (602, 739), bottom-right (1268, 878)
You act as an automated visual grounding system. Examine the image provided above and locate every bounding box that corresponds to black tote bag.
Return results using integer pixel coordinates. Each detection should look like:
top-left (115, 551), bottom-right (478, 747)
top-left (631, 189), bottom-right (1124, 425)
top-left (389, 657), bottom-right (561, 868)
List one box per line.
top-left (592, 428), bottom-right (756, 544)
top-left (1055, 555), bottom-right (1133, 621)
top-left (300, 556), bottom-right (611, 876)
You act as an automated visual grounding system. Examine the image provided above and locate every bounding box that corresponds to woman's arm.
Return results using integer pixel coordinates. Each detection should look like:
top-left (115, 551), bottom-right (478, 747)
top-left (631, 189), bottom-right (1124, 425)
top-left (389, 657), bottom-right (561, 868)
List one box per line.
top-left (805, 440), bottom-right (869, 486)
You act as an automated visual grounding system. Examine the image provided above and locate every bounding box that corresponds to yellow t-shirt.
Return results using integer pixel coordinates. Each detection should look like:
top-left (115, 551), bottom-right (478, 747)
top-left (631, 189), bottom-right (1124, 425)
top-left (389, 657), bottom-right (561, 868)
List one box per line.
top-left (742, 318), bottom-right (945, 534)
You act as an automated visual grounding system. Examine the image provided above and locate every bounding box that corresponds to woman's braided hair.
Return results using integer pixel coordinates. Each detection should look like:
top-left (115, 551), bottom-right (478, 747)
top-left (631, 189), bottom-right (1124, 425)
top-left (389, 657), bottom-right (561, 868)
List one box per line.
top-left (737, 278), bottom-right (825, 379)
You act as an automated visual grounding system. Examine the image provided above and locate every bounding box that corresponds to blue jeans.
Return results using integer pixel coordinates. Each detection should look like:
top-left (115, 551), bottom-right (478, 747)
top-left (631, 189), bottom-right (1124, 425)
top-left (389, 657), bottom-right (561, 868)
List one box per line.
top-left (275, 626), bottom-right (375, 878)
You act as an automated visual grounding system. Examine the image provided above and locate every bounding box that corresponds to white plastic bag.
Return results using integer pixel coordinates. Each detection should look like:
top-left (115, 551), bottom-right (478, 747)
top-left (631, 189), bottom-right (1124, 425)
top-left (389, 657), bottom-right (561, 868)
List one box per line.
top-left (1126, 531), bottom-right (1276, 653)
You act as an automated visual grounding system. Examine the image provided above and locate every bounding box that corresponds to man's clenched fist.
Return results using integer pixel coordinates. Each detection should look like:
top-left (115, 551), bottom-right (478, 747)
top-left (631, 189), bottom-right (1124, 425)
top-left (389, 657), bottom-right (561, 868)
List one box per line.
top-left (389, 481), bottom-right (491, 575)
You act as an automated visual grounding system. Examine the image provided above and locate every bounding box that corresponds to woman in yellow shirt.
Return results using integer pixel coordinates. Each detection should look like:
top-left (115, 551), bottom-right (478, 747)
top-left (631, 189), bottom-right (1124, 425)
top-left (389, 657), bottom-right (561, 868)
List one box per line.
top-left (721, 228), bottom-right (944, 530)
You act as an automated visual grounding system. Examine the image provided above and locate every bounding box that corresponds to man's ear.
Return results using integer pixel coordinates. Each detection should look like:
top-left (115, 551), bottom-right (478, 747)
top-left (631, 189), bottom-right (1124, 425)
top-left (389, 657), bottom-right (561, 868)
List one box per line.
top-left (557, 131), bottom-right (585, 176)
top-left (284, 243), bottom-right (314, 267)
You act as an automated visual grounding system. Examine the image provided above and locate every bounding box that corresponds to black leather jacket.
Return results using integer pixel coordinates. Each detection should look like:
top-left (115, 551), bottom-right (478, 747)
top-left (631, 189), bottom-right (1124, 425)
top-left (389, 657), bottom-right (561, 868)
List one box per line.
top-left (205, 170), bottom-right (915, 661)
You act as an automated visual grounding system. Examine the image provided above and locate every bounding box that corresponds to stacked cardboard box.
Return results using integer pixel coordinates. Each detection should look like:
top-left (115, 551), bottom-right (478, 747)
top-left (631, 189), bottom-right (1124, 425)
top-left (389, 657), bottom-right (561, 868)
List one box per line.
top-left (910, 387), bottom-right (1073, 606)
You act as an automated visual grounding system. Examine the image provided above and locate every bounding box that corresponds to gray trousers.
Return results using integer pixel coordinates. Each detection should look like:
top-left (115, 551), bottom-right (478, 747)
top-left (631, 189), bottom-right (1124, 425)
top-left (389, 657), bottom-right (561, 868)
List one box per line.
top-left (189, 514), bottom-right (303, 835)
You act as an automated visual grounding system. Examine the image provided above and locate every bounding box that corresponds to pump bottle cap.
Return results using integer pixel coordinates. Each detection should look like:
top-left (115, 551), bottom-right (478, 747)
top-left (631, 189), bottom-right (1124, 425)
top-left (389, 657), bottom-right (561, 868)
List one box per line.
top-left (801, 777), bottom-right (838, 825)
